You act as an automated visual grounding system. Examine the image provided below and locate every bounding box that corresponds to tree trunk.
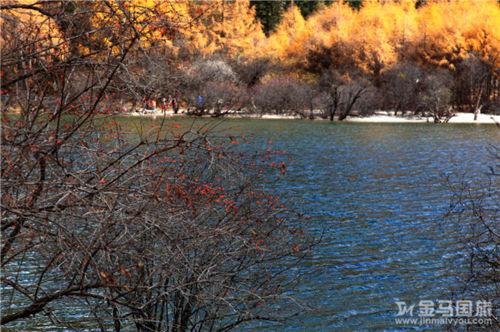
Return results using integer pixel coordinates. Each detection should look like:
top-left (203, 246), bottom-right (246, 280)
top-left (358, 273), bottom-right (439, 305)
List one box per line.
top-left (474, 104), bottom-right (482, 121)
top-left (329, 86), bottom-right (338, 121)
top-left (338, 88), bottom-right (364, 121)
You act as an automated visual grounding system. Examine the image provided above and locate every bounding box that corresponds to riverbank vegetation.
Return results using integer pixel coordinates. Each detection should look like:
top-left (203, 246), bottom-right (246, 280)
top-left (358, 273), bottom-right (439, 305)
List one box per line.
top-left (1, 0), bottom-right (499, 123)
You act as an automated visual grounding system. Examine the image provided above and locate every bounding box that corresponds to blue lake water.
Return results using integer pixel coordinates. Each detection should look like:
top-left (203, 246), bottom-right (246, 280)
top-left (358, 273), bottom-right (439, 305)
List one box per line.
top-left (198, 119), bottom-right (499, 331)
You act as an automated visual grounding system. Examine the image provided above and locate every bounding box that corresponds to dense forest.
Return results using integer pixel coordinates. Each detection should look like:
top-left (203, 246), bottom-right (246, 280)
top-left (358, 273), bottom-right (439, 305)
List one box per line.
top-left (1, 0), bottom-right (499, 121)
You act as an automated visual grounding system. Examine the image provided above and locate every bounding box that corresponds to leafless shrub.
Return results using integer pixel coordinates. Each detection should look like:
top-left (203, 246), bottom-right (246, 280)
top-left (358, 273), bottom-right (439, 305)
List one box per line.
top-left (116, 50), bottom-right (184, 106)
top-left (231, 57), bottom-right (273, 88)
top-left (354, 86), bottom-right (382, 116)
top-left (418, 71), bottom-right (454, 123)
top-left (486, 98), bottom-right (500, 115)
top-left (181, 59), bottom-right (244, 115)
top-left (453, 54), bottom-right (497, 114)
top-left (252, 76), bottom-right (313, 116)
top-left (1, 3), bottom-right (312, 331)
top-left (203, 81), bottom-right (250, 116)
top-left (336, 82), bottom-right (369, 120)
top-left (445, 149), bottom-right (500, 329)
top-left (316, 70), bottom-right (369, 121)
top-left (188, 59), bottom-right (238, 85)
top-left (381, 62), bottom-right (424, 115)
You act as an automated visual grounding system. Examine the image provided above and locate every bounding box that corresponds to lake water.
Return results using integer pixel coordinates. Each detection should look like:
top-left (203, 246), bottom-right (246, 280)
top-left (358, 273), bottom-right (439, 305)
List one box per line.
top-left (188, 119), bottom-right (498, 331)
top-left (5, 118), bottom-right (500, 330)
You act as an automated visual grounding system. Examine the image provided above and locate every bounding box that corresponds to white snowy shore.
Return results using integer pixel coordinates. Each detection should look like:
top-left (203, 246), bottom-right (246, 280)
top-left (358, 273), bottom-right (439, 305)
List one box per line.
top-left (123, 110), bottom-right (500, 125)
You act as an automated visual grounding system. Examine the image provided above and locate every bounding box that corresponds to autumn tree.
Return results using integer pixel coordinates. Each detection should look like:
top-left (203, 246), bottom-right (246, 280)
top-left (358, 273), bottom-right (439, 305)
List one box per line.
top-left (176, 0), bottom-right (265, 58)
top-left (264, 4), bottom-right (310, 63)
top-left (410, 0), bottom-right (499, 69)
top-left (293, 1), bottom-right (356, 72)
top-left (261, 0), bottom-right (498, 114)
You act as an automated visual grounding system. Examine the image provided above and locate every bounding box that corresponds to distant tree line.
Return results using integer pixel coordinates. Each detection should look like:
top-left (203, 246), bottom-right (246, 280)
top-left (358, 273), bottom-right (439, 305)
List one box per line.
top-left (1, 0), bottom-right (499, 122)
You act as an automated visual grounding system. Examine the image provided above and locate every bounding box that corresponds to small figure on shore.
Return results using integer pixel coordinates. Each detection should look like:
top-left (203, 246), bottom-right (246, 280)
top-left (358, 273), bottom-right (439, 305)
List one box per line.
top-left (196, 95), bottom-right (204, 106)
top-left (0, 88), bottom-right (10, 111)
top-left (142, 97), bottom-right (157, 113)
top-left (214, 98), bottom-right (223, 116)
top-left (171, 97), bottom-right (179, 114)
top-left (161, 97), bottom-right (168, 114)
top-left (195, 95), bottom-right (205, 115)
top-left (149, 98), bottom-right (156, 110)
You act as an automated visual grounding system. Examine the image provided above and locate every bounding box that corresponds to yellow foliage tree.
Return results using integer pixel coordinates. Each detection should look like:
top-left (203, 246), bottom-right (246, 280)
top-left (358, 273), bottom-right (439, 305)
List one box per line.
top-left (92, 0), bottom-right (192, 54)
top-left (264, 0), bottom-right (499, 78)
top-left (264, 4), bottom-right (309, 62)
top-left (411, 0), bottom-right (500, 70)
top-left (4, 0), bottom-right (498, 77)
top-left (179, 0), bottom-right (265, 58)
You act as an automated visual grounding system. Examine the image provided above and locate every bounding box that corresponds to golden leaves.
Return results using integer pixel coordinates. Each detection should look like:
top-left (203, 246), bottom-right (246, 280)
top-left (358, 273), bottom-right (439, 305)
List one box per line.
top-left (4, 0), bottom-right (498, 72)
top-left (264, 0), bottom-right (499, 74)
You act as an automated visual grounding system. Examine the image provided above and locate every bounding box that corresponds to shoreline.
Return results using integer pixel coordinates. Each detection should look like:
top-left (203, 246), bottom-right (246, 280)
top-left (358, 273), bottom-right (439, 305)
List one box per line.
top-left (121, 111), bottom-right (500, 125)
